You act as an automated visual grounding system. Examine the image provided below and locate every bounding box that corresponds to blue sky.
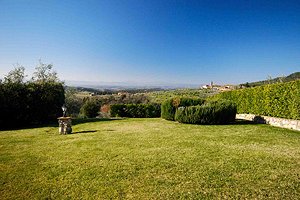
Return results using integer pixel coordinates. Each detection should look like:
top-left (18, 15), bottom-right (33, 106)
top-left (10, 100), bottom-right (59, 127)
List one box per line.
top-left (0, 0), bottom-right (299, 85)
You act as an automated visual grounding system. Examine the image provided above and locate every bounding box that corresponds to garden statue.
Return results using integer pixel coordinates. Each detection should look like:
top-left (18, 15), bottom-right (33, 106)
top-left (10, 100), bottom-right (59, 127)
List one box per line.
top-left (58, 105), bottom-right (72, 134)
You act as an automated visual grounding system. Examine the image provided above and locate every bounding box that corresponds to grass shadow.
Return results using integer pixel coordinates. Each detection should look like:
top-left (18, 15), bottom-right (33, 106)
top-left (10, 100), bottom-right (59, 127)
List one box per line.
top-left (0, 121), bottom-right (58, 131)
top-left (72, 118), bottom-right (122, 125)
top-left (233, 119), bottom-right (257, 125)
top-left (71, 130), bottom-right (98, 134)
top-left (0, 118), bottom-right (122, 131)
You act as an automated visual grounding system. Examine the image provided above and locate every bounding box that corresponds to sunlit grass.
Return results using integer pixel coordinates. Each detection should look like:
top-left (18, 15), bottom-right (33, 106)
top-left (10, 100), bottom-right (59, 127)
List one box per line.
top-left (0, 118), bottom-right (299, 199)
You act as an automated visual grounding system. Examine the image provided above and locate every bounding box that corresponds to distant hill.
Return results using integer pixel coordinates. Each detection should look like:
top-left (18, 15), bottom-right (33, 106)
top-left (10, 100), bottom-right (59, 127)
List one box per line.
top-left (241, 72), bottom-right (300, 87)
top-left (65, 86), bottom-right (166, 95)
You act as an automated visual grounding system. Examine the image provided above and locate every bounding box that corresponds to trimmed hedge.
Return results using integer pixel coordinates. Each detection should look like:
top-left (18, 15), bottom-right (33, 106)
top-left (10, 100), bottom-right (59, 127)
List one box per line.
top-left (209, 80), bottom-right (300, 120)
top-left (161, 97), bottom-right (205, 120)
top-left (175, 100), bottom-right (237, 124)
top-left (110, 103), bottom-right (161, 118)
top-left (0, 82), bottom-right (65, 127)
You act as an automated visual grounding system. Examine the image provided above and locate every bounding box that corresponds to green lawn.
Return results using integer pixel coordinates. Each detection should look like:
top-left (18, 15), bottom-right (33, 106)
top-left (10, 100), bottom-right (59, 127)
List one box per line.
top-left (0, 118), bottom-right (299, 199)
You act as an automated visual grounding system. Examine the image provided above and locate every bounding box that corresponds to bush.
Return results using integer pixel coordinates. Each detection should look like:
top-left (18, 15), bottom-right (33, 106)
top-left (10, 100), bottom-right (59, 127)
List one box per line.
top-left (27, 82), bottom-right (65, 122)
top-left (161, 97), bottom-right (205, 121)
top-left (161, 99), bottom-right (176, 120)
top-left (110, 104), bottom-right (126, 117)
top-left (209, 80), bottom-right (300, 120)
top-left (110, 103), bottom-right (161, 118)
top-left (0, 82), bottom-right (65, 127)
top-left (175, 100), bottom-right (237, 124)
top-left (80, 99), bottom-right (100, 118)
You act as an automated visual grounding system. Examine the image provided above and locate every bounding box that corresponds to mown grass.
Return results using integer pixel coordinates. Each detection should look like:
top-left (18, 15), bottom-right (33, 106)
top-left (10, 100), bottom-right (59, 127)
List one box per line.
top-left (0, 118), bottom-right (299, 199)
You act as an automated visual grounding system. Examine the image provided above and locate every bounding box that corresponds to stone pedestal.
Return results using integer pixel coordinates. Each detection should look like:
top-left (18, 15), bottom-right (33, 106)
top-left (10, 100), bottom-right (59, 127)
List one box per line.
top-left (58, 117), bottom-right (72, 134)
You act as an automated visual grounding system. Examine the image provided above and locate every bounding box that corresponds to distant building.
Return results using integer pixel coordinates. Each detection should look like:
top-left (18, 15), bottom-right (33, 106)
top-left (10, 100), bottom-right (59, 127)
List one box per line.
top-left (117, 92), bottom-right (128, 96)
top-left (219, 85), bottom-right (234, 91)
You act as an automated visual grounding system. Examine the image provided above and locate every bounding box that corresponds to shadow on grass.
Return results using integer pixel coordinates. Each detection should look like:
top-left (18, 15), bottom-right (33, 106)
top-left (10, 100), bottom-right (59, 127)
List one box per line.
top-left (0, 118), bottom-right (122, 131)
top-left (0, 121), bottom-right (58, 131)
top-left (71, 130), bottom-right (98, 134)
top-left (233, 119), bottom-right (257, 125)
top-left (72, 118), bottom-right (122, 125)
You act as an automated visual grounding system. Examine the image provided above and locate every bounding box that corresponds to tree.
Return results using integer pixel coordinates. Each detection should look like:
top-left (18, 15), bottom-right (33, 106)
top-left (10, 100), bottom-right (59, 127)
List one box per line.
top-left (3, 64), bottom-right (26, 84)
top-left (267, 75), bottom-right (272, 84)
top-left (80, 99), bottom-right (100, 118)
top-left (32, 59), bottom-right (59, 83)
top-left (65, 88), bottom-right (83, 117)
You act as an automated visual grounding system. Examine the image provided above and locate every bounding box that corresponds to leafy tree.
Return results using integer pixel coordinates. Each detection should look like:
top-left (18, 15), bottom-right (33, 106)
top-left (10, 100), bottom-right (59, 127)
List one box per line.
top-left (32, 60), bottom-right (59, 83)
top-left (3, 64), bottom-right (26, 84)
top-left (80, 99), bottom-right (100, 118)
top-left (65, 88), bottom-right (83, 117)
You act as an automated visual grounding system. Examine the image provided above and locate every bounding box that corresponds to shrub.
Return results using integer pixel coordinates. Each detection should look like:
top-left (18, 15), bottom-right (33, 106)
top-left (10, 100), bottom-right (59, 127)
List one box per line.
top-left (0, 82), bottom-right (65, 127)
top-left (110, 104), bottom-right (126, 117)
top-left (110, 103), bottom-right (161, 118)
top-left (209, 80), bottom-right (300, 120)
top-left (161, 99), bottom-right (176, 120)
top-left (80, 99), bottom-right (100, 118)
top-left (161, 97), bottom-right (205, 121)
top-left (144, 104), bottom-right (161, 118)
top-left (175, 100), bottom-right (237, 124)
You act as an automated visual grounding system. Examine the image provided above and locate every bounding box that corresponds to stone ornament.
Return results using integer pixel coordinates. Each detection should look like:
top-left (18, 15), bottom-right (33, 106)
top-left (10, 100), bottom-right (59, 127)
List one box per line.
top-left (58, 117), bottom-right (72, 134)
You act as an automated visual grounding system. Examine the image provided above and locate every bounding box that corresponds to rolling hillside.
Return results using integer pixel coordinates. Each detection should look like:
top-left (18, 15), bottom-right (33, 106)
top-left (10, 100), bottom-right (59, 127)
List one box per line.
top-left (241, 72), bottom-right (300, 87)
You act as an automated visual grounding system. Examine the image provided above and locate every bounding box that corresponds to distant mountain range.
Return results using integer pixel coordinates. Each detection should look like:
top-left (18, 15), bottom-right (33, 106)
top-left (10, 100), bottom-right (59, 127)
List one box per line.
top-left (64, 72), bottom-right (300, 90)
top-left (65, 80), bottom-right (203, 90)
top-left (241, 72), bottom-right (300, 87)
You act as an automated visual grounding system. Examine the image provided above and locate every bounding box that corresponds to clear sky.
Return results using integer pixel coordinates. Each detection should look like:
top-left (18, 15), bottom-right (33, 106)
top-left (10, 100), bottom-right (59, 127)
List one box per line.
top-left (0, 0), bottom-right (299, 85)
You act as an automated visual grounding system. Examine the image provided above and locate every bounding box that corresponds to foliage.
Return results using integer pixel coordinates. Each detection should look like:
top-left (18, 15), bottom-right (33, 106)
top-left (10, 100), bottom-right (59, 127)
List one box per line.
top-left (3, 64), bottom-right (26, 84)
top-left (240, 72), bottom-right (300, 87)
top-left (161, 99), bottom-right (176, 120)
top-left (64, 88), bottom-right (84, 117)
top-left (79, 99), bottom-right (100, 118)
top-left (161, 97), bottom-right (205, 121)
top-left (175, 100), bottom-right (237, 124)
top-left (0, 82), bottom-right (65, 127)
top-left (0, 61), bottom-right (64, 127)
top-left (210, 80), bottom-right (300, 120)
top-left (148, 88), bottom-right (218, 103)
top-left (110, 103), bottom-right (161, 118)
top-left (31, 59), bottom-right (59, 83)
top-left (83, 93), bottom-right (150, 105)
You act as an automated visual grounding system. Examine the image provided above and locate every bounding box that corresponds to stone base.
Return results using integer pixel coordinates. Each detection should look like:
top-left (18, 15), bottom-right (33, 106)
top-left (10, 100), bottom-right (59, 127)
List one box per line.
top-left (236, 114), bottom-right (300, 131)
top-left (58, 117), bottom-right (72, 134)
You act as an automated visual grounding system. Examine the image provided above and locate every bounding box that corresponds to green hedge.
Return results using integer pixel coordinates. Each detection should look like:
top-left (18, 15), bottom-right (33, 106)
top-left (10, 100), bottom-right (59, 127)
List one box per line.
top-left (161, 97), bottom-right (205, 121)
top-left (0, 82), bottom-right (65, 127)
top-left (110, 103), bottom-right (161, 118)
top-left (209, 80), bottom-right (300, 120)
top-left (175, 100), bottom-right (237, 124)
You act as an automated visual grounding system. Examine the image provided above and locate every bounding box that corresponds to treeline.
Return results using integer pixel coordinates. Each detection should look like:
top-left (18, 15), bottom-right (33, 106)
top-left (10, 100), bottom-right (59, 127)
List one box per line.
top-left (68, 86), bottom-right (165, 95)
top-left (65, 89), bottom-right (151, 117)
top-left (0, 82), bottom-right (64, 127)
top-left (240, 72), bottom-right (300, 87)
top-left (0, 61), bottom-right (65, 128)
top-left (211, 80), bottom-right (300, 120)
